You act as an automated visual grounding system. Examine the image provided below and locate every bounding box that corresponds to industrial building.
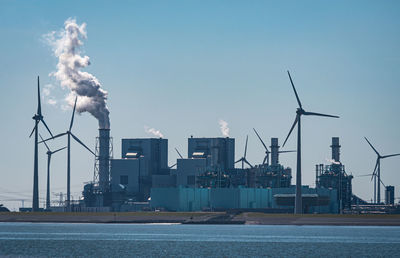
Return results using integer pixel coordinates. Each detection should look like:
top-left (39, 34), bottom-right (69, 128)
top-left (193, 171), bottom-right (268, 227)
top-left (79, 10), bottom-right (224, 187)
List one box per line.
top-left (188, 137), bottom-right (235, 170)
top-left (150, 186), bottom-right (338, 213)
top-left (315, 137), bottom-right (353, 212)
top-left (386, 186), bottom-right (395, 205)
top-left (76, 132), bottom-right (343, 213)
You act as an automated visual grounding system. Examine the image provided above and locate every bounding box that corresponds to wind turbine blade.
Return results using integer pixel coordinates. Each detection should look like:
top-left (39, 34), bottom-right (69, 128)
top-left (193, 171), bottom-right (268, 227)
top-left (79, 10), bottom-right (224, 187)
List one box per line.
top-left (253, 128), bottom-right (269, 152)
top-left (382, 153), bottom-right (400, 159)
top-left (244, 135), bottom-right (248, 159)
top-left (175, 148), bottom-right (184, 159)
top-left (303, 111), bottom-right (339, 118)
top-left (169, 163), bottom-right (177, 169)
top-left (39, 132), bottom-right (67, 143)
top-left (356, 174), bottom-right (374, 177)
top-left (371, 159), bottom-right (379, 181)
top-left (69, 97), bottom-right (78, 131)
top-left (282, 115), bottom-right (298, 147)
top-left (278, 150), bottom-right (296, 153)
top-left (379, 178), bottom-right (385, 188)
top-left (40, 118), bottom-right (53, 137)
top-left (244, 159), bottom-right (253, 169)
top-left (70, 132), bottom-right (95, 156)
top-left (235, 159), bottom-right (242, 164)
top-left (29, 121), bottom-right (38, 138)
top-left (37, 76), bottom-right (42, 116)
top-left (39, 134), bottom-right (51, 152)
top-left (52, 146), bottom-right (67, 154)
top-left (262, 155), bottom-right (267, 165)
top-left (364, 137), bottom-right (380, 156)
top-left (287, 71), bottom-right (302, 109)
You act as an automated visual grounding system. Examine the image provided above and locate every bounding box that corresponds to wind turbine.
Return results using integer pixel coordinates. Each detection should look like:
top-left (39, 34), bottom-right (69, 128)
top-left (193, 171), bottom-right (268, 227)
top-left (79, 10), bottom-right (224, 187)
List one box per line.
top-left (175, 147), bottom-right (184, 159)
top-left (39, 134), bottom-right (66, 210)
top-left (235, 135), bottom-right (253, 169)
top-left (29, 76), bottom-right (53, 211)
top-left (169, 148), bottom-right (185, 168)
top-left (282, 71), bottom-right (339, 214)
top-left (253, 128), bottom-right (295, 166)
top-left (253, 128), bottom-right (270, 166)
top-left (364, 137), bottom-right (400, 204)
top-left (40, 97), bottom-right (95, 210)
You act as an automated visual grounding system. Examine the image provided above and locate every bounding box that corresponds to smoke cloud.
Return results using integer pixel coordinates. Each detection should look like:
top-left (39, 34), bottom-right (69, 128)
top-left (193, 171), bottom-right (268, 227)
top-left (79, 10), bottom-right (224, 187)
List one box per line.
top-left (45, 18), bottom-right (110, 129)
top-left (42, 84), bottom-right (57, 106)
top-left (326, 158), bottom-right (341, 165)
top-left (219, 119), bottom-right (230, 137)
top-left (144, 126), bottom-right (164, 138)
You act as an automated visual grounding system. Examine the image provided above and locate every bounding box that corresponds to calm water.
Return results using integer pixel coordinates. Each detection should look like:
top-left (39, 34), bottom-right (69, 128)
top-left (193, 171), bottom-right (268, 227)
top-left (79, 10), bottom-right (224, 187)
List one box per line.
top-left (0, 223), bottom-right (400, 257)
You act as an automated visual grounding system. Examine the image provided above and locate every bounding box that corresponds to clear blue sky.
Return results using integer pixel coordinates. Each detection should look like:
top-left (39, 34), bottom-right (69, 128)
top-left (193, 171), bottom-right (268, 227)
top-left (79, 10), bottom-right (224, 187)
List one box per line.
top-left (1, 0), bottom-right (400, 210)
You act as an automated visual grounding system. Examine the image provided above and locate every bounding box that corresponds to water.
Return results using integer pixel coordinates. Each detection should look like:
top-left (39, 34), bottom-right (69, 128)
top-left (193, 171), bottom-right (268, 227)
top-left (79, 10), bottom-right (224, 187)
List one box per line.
top-left (0, 223), bottom-right (400, 257)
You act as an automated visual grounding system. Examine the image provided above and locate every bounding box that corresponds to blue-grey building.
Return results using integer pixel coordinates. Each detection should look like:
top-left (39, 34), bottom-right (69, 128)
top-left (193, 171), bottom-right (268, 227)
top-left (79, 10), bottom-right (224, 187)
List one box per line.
top-left (110, 138), bottom-right (169, 201)
top-left (188, 137), bottom-right (235, 170)
top-left (150, 186), bottom-right (338, 213)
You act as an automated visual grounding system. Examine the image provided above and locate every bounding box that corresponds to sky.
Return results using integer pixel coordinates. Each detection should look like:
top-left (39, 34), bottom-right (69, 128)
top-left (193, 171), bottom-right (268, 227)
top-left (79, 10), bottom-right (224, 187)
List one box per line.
top-left (0, 0), bottom-right (399, 210)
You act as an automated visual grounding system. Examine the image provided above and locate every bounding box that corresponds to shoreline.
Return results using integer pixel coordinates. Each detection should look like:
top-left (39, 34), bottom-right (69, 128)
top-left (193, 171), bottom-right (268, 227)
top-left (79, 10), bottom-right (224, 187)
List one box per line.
top-left (1, 212), bottom-right (400, 226)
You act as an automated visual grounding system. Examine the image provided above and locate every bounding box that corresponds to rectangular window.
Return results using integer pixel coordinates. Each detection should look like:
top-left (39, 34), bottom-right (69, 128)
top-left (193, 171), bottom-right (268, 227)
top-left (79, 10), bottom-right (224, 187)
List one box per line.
top-left (120, 175), bottom-right (128, 185)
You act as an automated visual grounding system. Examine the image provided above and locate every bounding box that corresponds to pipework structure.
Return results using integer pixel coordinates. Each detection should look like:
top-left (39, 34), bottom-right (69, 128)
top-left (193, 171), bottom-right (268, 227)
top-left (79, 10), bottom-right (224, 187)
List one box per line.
top-left (93, 129), bottom-right (113, 198)
top-left (316, 137), bottom-right (353, 212)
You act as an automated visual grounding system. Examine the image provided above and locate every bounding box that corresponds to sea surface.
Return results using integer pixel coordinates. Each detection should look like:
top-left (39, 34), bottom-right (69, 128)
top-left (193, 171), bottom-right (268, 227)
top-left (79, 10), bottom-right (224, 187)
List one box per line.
top-left (0, 222), bottom-right (399, 257)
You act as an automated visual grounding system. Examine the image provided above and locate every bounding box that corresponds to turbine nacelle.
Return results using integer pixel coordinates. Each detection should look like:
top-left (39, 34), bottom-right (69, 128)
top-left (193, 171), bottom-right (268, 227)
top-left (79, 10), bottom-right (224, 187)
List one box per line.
top-left (296, 108), bottom-right (304, 115)
top-left (32, 114), bottom-right (43, 121)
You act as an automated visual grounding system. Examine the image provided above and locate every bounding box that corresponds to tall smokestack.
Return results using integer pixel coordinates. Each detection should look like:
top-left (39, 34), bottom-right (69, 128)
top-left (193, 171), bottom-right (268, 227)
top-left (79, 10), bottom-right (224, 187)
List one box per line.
top-left (331, 137), bottom-right (340, 163)
top-left (99, 129), bottom-right (110, 192)
top-left (270, 138), bottom-right (279, 166)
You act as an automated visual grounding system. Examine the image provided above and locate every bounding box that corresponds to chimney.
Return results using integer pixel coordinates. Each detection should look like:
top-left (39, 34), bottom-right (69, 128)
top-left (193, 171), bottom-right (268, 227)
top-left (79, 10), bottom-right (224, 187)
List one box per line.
top-left (99, 129), bottom-right (110, 192)
top-left (331, 137), bottom-right (340, 163)
top-left (270, 138), bottom-right (279, 166)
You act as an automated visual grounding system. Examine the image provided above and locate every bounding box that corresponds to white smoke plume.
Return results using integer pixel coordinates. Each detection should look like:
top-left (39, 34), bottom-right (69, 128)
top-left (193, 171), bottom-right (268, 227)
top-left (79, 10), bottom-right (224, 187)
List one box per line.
top-left (144, 126), bottom-right (164, 138)
top-left (219, 119), bottom-right (230, 137)
top-left (45, 18), bottom-right (110, 129)
top-left (42, 84), bottom-right (57, 106)
top-left (326, 158), bottom-right (341, 165)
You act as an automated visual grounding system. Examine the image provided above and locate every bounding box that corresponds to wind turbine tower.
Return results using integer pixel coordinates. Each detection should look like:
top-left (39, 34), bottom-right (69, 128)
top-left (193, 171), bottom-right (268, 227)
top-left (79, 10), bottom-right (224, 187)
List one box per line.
top-left (39, 134), bottom-right (66, 210)
top-left (29, 76), bottom-right (53, 211)
top-left (282, 71), bottom-right (339, 214)
top-left (41, 97), bottom-right (95, 211)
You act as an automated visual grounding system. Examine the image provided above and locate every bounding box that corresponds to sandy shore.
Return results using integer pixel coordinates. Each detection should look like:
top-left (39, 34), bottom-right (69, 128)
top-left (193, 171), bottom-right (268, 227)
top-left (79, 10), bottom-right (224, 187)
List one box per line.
top-left (1, 212), bottom-right (400, 226)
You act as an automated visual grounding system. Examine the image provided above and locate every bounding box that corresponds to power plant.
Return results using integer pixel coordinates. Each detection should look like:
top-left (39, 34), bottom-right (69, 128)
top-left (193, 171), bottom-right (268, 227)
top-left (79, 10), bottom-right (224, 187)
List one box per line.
top-left (20, 20), bottom-right (400, 214)
top-left (24, 70), bottom-right (400, 215)
top-left (24, 71), bottom-right (400, 214)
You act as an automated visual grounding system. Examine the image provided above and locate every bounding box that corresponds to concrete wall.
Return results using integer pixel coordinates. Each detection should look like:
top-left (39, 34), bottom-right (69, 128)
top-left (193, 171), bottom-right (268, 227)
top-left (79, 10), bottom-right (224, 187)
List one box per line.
top-left (176, 158), bottom-right (207, 186)
top-left (210, 188), bottom-right (272, 209)
top-left (110, 159), bottom-right (141, 193)
top-left (151, 186), bottom-right (338, 213)
top-left (151, 187), bottom-right (209, 211)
